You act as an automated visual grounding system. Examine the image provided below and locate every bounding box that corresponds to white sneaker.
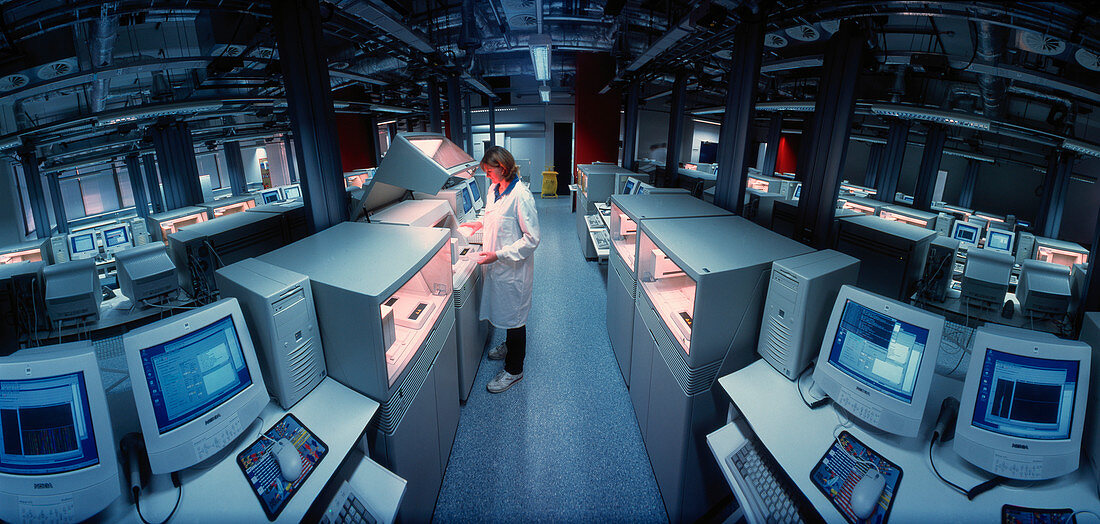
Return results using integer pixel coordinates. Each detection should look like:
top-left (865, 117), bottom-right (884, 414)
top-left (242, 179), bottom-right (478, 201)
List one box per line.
top-left (487, 370), bottom-right (523, 393)
top-left (488, 341), bottom-right (507, 360)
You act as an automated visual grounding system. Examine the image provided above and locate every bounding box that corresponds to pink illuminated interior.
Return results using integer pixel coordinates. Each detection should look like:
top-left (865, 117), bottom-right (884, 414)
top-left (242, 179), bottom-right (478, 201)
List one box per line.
top-left (637, 231), bottom-right (696, 354)
top-left (158, 213), bottom-right (208, 242)
top-left (345, 174), bottom-right (369, 188)
top-left (577, 169), bottom-right (588, 192)
top-left (0, 248), bottom-right (42, 265)
top-left (380, 243), bottom-right (453, 385)
top-left (213, 201), bottom-right (255, 218)
top-left (842, 201), bottom-right (877, 215)
top-left (1036, 246), bottom-right (1088, 268)
top-left (609, 202), bottom-right (637, 270)
top-left (879, 211), bottom-right (928, 228)
top-left (408, 136), bottom-right (475, 169)
top-left (746, 177), bottom-right (770, 192)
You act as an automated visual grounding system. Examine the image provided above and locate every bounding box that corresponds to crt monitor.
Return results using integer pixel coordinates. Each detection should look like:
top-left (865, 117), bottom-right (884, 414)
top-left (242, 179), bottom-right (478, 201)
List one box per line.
top-left (260, 189), bottom-right (281, 204)
top-left (0, 342), bottom-right (120, 523)
top-left (623, 179), bottom-right (635, 195)
top-left (102, 225), bottom-right (131, 249)
top-left (282, 184), bottom-right (301, 200)
top-left (985, 229), bottom-right (1015, 255)
top-left (124, 297), bottom-right (269, 474)
top-left (68, 232), bottom-right (97, 259)
top-left (459, 184), bottom-right (474, 217)
top-left (793, 184), bottom-right (802, 200)
top-left (952, 221), bottom-right (981, 247)
top-left (954, 325), bottom-right (1091, 480)
top-left (467, 176), bottom-right (482, 208)
top-left (812, 285), bottom-right (944, 437)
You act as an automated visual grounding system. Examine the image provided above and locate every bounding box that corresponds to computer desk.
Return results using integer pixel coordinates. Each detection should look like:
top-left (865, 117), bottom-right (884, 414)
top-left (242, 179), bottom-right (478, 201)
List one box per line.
top-left (102, 377), bottom-right (399, 523)
top-left (711, 360), bottom-right (1100, 522)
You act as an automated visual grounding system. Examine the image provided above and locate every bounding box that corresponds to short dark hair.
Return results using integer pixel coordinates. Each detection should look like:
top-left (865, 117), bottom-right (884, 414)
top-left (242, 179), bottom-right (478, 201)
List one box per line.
top-left (481, 146), bottom-right (518, 182)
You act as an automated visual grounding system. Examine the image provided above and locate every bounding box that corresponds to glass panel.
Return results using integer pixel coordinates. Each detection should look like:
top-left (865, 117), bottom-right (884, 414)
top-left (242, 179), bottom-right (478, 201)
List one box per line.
top-left (610, 202), bottom-right (637, 270)
top-left (637, 230), bottom-right (697, 354)
top-left (879, 210), bottom-right (929, 228)
top-left (747, 176), bottom-right (770, 192)
top-left (407, 136), bottom-right (474, 169)
top-left (79, 172), bottom-right (121, 215)
top-left (0, 246), bottom-right (43, 264)
top-left (117, 169), bottom-right (135, 208)
top-left (60, 178), bottom-right (86, 219)
top-left (1036, 246), bottom-right (1088, 268)
top-left (381, 244), bottom-right (453, 385)
top-left (157, 212), bottom-right (208, 242)
top-left (211, 200), bottom-right (254, 218)
top-left (15, 164), bottom-right (35, 236)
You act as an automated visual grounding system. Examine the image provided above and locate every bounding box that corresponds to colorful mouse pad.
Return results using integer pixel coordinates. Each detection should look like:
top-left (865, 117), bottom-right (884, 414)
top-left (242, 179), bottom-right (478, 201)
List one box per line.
top-left (236, 413), bottom-right (328, 521)
top-left (809, 431), bottom-right (902, 523)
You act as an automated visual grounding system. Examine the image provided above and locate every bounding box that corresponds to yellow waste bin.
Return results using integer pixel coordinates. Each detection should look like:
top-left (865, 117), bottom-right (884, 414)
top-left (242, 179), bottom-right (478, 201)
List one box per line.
top-left (541, 170), bottom-right (558, 198)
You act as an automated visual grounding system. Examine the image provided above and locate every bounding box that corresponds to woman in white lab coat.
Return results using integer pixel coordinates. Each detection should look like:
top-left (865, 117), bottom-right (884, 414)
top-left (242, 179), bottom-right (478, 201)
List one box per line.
top-left (462, 146), bottom-right (540, 393)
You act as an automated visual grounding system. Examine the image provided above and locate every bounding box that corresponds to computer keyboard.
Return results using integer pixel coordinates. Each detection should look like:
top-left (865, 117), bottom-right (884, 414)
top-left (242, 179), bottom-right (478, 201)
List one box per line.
top-left (321, 481), bottom-right (377, 524)
top-left (726, 434), bottom-right (804, 523)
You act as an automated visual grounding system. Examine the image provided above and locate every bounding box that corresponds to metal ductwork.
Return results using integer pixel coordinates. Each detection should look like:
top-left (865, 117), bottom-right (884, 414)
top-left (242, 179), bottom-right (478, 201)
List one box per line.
top-left (348, 56), bottom-right (408, 76)
top-left (89, 3), bottom-right (120, 114)
top-left (338, 1), bottom-right (436, 54)
top-left (976, 21), bottom-right (1006, 119)
top-left (941, 84), bottom-right (982, 110)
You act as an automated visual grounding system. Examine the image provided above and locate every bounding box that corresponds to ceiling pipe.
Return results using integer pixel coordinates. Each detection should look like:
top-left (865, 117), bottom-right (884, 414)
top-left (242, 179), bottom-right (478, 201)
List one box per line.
top-left (89, 2), bottom-right (120, 114)
top-left (975, 20), bottom-right (1007, 119)
top-left (536, 0), bottom-right (544, 34)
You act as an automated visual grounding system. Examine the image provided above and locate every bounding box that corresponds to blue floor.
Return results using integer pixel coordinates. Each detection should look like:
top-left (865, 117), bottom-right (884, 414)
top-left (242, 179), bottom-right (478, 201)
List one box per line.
top-left (433, 195), bottom-right (667, 523)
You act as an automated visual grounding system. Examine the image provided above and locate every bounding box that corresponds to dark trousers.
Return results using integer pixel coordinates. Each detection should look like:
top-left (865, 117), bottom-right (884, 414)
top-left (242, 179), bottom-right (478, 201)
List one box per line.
top-left (505, 325), bottom-right (526, 375)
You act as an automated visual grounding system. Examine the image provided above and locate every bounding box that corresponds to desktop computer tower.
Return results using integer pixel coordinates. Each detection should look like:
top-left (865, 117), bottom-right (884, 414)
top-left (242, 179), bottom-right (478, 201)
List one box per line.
top-left (1015, 232), bottom-right (1037, 264)
top-left (0, 261), bottom-right (45, 355)
top-left (1077, 312), bottom-right (1100, 491)
top-left (834, 215), bottom-right (935, 301)
top-left (216, 258), bottom-right (327, 409)
top-left (630, 216), bottom-right (813, 523)
top-left (757, 250), bottom-right (859, 380)
top-left (921, 236), bottom-right (959, 303)
top-left (257, 222), bottom-right (459, 523)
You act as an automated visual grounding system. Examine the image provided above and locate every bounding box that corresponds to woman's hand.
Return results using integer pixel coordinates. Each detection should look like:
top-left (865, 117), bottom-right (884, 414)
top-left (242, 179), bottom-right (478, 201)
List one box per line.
top-left (459, 221), bottom-right (483, 234)
top-left (474, 251), bottom-right (498, 265)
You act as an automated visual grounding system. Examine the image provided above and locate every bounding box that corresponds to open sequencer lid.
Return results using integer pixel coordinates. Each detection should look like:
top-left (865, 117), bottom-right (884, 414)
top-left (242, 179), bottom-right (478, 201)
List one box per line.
top-left (374, 132), bottom-right (478, 193)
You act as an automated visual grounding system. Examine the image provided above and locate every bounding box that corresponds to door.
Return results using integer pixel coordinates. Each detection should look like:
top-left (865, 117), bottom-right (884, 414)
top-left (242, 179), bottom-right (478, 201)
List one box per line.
top-left (507, 135), bottom-right (544, 189)
top-left (553, 122), bottom-right (574, 195)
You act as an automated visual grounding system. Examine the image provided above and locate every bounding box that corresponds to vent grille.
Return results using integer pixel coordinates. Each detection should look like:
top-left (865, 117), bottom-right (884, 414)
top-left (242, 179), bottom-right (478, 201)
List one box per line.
top-left (761, 317), bottom-right (792, 363)
top-left (640, 300), bottom-right (721, 396)
top-left (288, 339), bottom-right (323, 392)
top-left (376, 303), bottom-right (454, 434)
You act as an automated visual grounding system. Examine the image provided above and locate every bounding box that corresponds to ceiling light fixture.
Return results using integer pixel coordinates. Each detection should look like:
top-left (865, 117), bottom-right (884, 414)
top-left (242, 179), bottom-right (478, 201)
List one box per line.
top-left (529, 34), bottom-right (552, 82)
top-left (1062, 138), bottom-right (1100, 158)
top-left (869, 103), bottom-right (991, 130)
top-left (539, 85), bottom-right (551, 103)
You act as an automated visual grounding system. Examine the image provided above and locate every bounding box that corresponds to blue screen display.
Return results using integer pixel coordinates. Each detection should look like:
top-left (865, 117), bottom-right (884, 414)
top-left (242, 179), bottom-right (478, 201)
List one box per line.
top-left (0, 372), bottom-right (99, 475)
top-left (262, 191), bottom-right (280, 204)
top-left (954, 224), bottom-right (980, 244)
top-left (624, 181), bottom-right (634, 194)
top-left (987, 231), bottom-right (1012, 252)
top-left (971, 349), bottom-right (1078, 440)
top-left (794, 185), bottom-right (802, 199)
top-left (139, 315), bottom-right (252, 434)
top-left (468, 179), bottom-right (480, 202)
top-left (103, 226), bottom-right (130, 248)
top-left (828, 299), bottom-right (930, 403)
top-left (69, 233), bottom-right (96, 254)
top-left (460, 187), bottom-right (473, 215)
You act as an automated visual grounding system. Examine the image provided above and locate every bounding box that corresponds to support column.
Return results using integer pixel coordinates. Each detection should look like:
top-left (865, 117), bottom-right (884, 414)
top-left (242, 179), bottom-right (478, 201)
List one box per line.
top-left (876, 120), bottom-right (909, 203)
top-left (1038, 151), bottom-right (1074, 238)
top-left (141, 153), bottom-right (164, 214)
top-left (463, 92), bottom-right (474, 153)
top-left (149, 121), bottom-right (203, 210)
top-left (46, 173), bottom-right (67, 235)
top-left (663, 71), bottom-right (688, 188)
top-left (223, 141), bottom-right (248, 196)
top-left (760, 112), bottom-right (782, 178)
top-left (272, 0), bottom-right (347, 233)
top-left (913, 124), bottom-right (946, 210)
top-left (18, 146), bottom-right (51, 239)
top-left (446, 76), bottom-right (464, 147)
top-left (429, 79), bottom-right (443, 134)
top-left (621, 81), bottom-right (640, 171)
top-left (714, 14), bottom-right (766, 214)
top-left (124, 154), bottom-right (150, 218)
top-left (958, 159), bottom-right (979, 208)
top-left (488, 96), bottom-right (496, 148)
top-left (863, 144), bottom-right (884, 188)
top-left (794, 21), bottom-right (864, 248)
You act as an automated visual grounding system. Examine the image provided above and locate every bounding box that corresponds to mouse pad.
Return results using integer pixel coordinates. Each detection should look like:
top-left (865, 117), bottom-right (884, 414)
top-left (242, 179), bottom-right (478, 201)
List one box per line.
top-left (236, 413), bottom-right (328, 521)
top-left (809, 431), bottom-right (902, 523)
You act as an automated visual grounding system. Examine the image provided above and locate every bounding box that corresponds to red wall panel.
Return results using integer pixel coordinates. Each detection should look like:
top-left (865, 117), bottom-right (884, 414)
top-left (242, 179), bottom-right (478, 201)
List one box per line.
top-left (775, 135), bottom-right (798, 174)
top-left (573, 52), bottom-right (621, 181)
top-left (335, 114), bottom-right (377, 171)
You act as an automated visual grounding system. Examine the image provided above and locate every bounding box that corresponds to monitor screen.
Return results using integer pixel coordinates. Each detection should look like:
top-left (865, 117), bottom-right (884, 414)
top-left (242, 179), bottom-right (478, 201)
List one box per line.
top-left (138, 314), bottom-right (252, 434)
top-left (986, 230), bottom-right (1013, 252)
top-left (970, 349), bottom-right (1079, 441)
top-left (283, 186), bottom-right (301, 199)
top-left (793, 185), bottom-right (802, 199)
top-left (0, 372), bottom-right (99, 475)
top-left (953, 223), bottom-right (980, 244)
top-left (69, 233), bottom-right (96, 254)
top-left (624, 180), bottom-right (635, 194)
top-left (468, 178), bottom-right (480, 202)
top-left (460, 186), bottom-right (473, 215)
top-left (826, 299), bottom-right (930, 403)
top-left (262, 190), bottom-right (279, 204)
top-left (102, 226), bottom-right (130, 248)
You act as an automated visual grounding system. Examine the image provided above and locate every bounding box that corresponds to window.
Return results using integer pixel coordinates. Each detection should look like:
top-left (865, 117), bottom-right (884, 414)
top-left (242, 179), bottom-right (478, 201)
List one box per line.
top-left (58, 166), bottom-right (129, 220)
top-left (13, 163), bottom-right (35, 237)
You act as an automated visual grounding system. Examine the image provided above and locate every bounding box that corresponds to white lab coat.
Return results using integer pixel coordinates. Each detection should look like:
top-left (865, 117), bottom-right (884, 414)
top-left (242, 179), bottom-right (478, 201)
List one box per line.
top-left (478, 179), bottom-right (540, 329)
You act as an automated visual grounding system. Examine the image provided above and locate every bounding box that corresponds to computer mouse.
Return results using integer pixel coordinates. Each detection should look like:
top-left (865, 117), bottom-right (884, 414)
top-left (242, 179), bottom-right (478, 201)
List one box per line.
top-left (270, 438), bottom-right (303, 482)
top-left (849, 468), bottom-right (886, 520)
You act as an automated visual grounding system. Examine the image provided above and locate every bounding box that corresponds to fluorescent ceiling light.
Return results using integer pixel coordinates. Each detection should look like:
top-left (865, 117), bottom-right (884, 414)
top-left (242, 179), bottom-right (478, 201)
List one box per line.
top-left (538, 85), bottom-right (551, 103)
top-left (869, 104), bottom-right (991, 130)
top-left (529, 34), bottom-right (552, 82)
top-left (1063, 138), bottom-right (1100, 158)
top-left (367, 104), bottom-right (415, 114)
top-left (943, 149), bottom-right (995, 163)
top-left (850, 135), bottom-right (887, 145)
top-left (756, 101), bottom-right (816, 112)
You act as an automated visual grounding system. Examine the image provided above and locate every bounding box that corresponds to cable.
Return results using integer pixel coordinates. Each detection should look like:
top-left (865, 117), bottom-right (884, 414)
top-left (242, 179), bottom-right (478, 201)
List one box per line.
top-left (928, 436), bottom-right (969, 496)
top-left (927, 433), bottom-right (1005, 500)
top-left (134, 474), bottom-right (182, 524)
top-left (795, 366), bottom-right (826, 409)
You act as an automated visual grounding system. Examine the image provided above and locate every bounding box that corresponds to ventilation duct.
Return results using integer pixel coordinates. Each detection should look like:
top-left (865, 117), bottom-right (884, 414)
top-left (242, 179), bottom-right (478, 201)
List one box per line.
top-left (976, 21), bottom-right (1006, 119)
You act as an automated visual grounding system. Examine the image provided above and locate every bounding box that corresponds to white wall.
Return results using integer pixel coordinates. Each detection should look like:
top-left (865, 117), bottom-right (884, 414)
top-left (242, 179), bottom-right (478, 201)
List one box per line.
top-left (688, 120), bottom-right (720, 163)
top-left (470, 103), bottom-right (575, 175)
top-left (265, 144), bottom-right (292, 187)
top-left (242, 146), bottom-right (266, 185)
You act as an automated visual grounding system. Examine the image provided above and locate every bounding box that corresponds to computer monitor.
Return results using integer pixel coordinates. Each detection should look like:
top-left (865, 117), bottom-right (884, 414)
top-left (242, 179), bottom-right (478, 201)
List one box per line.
top-left (812, 285), bottom-right (944, 437)
top-left (260, 189), bottom-right (281, 204)
top-left (467, 176), bottom-right (482, 210)
top-left (459, 184), bottom-right (474, 219)
top-left (792, 184), bottom-right (802, 200)
top-left (954, 325), bottom-right (1091, 480)
top-left (0, 342), bottom-right (120, 523)
top-left (282, 184), bottom-right (301, 200)
top-left (952, 221), bottom-right (981, 247)
top-left (623, 179), bottom-right (635, 195)
top-left (67, 232), bottom-right (98, 260)
top-left (102, 224), bottom-right (131, 250)
top-left (985, 229), bottom-right (1015, 255)
top-left (124, 298), bottom-right (269, 474)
